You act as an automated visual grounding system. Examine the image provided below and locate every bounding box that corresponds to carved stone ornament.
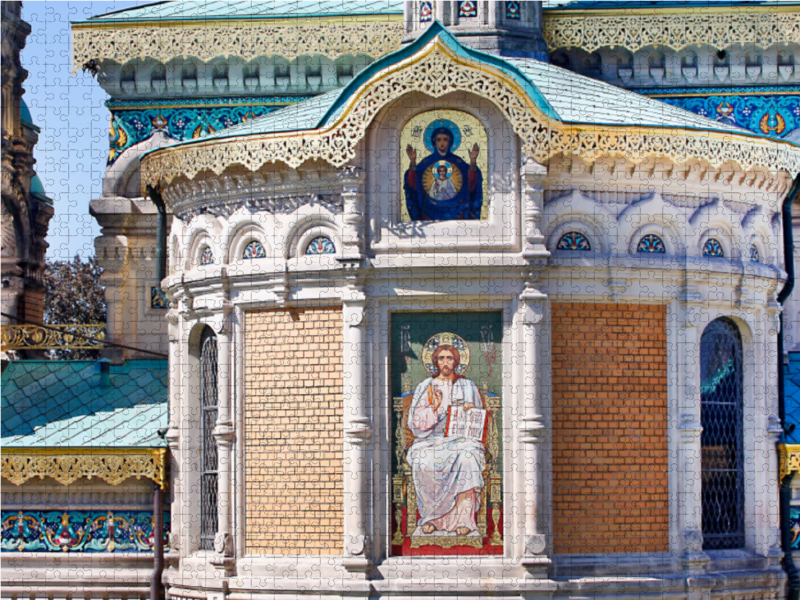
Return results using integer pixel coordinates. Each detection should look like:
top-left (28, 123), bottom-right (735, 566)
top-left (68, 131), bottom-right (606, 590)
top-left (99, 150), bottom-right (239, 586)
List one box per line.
top-left (1, 448), bottom-right (168, 488)
top-left (72, 21), bottom-right (403, 73)
top-left (141, 37), bottom-right (800, 191)
top-left (543, 8), bottom-right (800, 53)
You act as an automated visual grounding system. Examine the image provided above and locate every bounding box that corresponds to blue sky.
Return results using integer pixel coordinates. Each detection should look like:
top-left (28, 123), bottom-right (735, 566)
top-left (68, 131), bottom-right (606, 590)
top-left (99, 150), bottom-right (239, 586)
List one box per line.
top-left (21, 1), bottom-right (146, 260)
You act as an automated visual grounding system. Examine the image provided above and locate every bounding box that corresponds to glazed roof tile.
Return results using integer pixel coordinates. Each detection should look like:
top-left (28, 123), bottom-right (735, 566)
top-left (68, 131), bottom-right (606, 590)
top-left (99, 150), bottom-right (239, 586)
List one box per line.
top-left (82, 0), bottom-right (403, 22)
top-left (1, 360), bottom-right (168, 448)
top-left (504, 57), bottom-right (748, 133)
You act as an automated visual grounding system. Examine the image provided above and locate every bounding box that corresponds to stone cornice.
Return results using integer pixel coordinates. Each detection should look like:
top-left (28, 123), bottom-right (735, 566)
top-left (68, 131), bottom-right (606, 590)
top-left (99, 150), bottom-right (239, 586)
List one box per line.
top-left (141, 37), bottom-right (800, 192)
top-left (71, 16), bottom-right (403, 73)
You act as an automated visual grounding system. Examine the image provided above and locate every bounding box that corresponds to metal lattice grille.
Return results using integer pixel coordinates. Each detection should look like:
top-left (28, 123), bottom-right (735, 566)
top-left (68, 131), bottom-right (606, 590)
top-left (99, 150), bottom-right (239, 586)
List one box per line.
top-left (200, 331), bottom-right (218, 551)
top-left (700, 318), bottom-right (745, 550)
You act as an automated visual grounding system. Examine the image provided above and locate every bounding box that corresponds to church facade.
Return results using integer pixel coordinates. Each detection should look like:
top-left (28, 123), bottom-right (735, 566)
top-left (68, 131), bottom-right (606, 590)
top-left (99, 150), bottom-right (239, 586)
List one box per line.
top-left (3, 2), bottom-right (800, 600)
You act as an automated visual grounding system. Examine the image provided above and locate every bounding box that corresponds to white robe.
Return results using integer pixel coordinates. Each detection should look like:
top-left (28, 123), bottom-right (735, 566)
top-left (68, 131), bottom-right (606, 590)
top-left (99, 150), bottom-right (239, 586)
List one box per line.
top-left (406, 376), bottom-right (485, 532)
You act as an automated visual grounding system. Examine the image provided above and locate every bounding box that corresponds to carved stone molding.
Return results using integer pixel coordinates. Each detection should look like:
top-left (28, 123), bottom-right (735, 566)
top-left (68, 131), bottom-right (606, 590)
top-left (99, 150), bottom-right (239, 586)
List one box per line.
top-left (543, 8), bottom-right (800, 53)
top-left (142, 37), bottom-right (800, 191)
top-left (1, 448), bottom-right (168, 488)
top-left (72, 20), bottom-right (403, 73)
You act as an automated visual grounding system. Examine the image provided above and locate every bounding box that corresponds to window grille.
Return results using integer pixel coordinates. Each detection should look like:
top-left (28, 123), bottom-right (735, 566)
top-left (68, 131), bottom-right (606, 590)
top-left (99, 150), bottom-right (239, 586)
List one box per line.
top-left (700, 318), bottom-right (745, 550)
top-left (200, 328), bottom-right (219, 551)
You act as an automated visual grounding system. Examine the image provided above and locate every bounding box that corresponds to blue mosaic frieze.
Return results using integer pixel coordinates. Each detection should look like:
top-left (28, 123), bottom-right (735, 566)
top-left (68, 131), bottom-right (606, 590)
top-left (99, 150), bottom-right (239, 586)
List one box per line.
top-left (106, 96), bottom-right (310, 164)
top-left (654, 93), bottom-right (800, 140)
top-left (2, 510), bottom-right (170, 552)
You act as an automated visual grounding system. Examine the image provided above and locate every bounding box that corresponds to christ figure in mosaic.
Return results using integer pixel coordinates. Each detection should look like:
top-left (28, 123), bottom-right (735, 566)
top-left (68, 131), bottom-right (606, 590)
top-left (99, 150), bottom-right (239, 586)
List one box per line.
top-left (407, 344), bottom-right (485, 537)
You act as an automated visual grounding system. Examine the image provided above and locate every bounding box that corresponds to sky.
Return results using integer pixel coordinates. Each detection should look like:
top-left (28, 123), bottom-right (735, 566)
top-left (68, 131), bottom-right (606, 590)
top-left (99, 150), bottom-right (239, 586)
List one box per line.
top-left (21, 1), bottom-right (148, 261)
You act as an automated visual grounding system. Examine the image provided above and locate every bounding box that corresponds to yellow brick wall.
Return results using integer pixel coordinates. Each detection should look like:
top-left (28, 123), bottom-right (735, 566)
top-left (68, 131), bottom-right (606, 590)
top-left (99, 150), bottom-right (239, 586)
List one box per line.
top-left (245, 307), bottom-right (343, 555)
top-left (551, 303), bottom-right (669, 555)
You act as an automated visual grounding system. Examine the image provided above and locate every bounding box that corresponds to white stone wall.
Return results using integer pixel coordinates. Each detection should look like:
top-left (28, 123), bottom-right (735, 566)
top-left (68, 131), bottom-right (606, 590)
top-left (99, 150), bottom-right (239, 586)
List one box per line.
top-left (154, 99), bottom-right (790, 597)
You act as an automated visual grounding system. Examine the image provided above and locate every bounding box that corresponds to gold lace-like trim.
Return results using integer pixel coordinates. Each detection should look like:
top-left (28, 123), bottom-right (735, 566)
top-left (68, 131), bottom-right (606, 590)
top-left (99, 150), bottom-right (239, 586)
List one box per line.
top-left (543, 9), bottom-right (800, 53)
top-left (72, 20), bottom-right (403, 73)
top-left (1, 448), bottom-right (168, 489)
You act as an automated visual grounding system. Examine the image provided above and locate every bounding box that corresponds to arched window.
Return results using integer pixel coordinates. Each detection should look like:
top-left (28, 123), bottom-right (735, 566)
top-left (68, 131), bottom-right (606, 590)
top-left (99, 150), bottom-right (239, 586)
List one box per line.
top-left (305, 236), bottom-right (336, 255)
top-left (199, 327), bottom-right (219, 551)
top-left (200, 246), bottom-right (214, 265)
top-left (637, 234), bottom-right (666, 253)
top-left (556, 231), bottom-right (591, 251)
top-left (700, 318), bottom-right (744, 550)
top-left (703, 238), bottom-right (724, 257)
top-left (242, 240), bottom-right (266, 259)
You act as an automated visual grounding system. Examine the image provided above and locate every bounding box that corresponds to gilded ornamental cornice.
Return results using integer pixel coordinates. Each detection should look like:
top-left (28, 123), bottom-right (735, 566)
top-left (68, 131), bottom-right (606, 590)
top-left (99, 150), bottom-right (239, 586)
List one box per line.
top-left (140, 37), bottom-right (800, 191)
top-left (543, 6), bottom-right (800, 53)
top-left (71, 15), bottom-right (403, 73)
top-left (1, 448), bottom-right (168, 489)
top-left (780, 443), bottom-right (800, 481)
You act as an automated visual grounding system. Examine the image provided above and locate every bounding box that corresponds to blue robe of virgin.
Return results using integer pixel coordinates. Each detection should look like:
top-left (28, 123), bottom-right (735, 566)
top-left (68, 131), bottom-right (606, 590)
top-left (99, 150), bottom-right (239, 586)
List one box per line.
top-left (404, 129), bottom-right (483, 221)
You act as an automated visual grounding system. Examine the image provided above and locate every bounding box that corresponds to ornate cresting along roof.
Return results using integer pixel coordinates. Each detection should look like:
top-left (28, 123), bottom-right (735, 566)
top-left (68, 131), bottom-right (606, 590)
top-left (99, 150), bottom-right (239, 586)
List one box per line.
top-left (543, 3), bottom-right (800, 53)
top-left (71, 1), bottom-right (404, 73)
top-left (1, 360), bottom-right (168, 488)
top-left (140, 22), bottom-right (800, 191)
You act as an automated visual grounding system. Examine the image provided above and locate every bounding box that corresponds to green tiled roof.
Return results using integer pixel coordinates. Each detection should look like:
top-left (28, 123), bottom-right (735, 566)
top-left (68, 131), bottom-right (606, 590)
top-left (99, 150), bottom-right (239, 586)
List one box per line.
top-left (80, 0), bottom-right (403, 23)
top-left (174, 21), bottom-right (755, 148)
top-left (504, 57), bottom-right (748, 134)
top-left (1, 360), bottom-right (168, 448)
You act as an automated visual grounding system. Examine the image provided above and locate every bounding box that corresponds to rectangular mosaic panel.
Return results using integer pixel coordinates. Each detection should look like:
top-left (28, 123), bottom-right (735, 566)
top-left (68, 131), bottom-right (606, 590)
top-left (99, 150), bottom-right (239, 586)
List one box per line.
top-left (390, 311), bottom-right (503, 556)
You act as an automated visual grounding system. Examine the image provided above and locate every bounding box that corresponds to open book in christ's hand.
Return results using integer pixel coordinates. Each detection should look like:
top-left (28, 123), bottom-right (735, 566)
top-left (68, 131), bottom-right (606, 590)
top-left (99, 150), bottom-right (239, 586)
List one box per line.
top-left (445, 405), bottom-right (489, 442)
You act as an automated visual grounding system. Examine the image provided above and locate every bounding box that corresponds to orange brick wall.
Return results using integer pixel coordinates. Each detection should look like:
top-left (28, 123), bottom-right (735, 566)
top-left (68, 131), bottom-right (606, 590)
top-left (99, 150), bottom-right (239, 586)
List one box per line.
top-left (245, 307), bottom-right (343, 555)
top-left (551, 303), bottom-right (668, 555)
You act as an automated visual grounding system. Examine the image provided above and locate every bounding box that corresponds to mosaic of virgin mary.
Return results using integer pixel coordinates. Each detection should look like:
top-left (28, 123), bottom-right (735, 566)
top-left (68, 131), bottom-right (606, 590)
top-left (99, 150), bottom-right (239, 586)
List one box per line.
top-left (404, 119), bottom-right (484, 221)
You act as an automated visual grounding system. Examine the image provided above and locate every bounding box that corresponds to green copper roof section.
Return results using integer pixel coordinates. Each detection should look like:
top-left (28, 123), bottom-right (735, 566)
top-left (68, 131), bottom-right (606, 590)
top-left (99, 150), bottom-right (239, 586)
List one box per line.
top-left (504, 57), bottom-right (752, 136)
top-left (80, 0), bottom-right (403, 23)
top-left (1, 360), bottom-right (168, 448)
top-left (199, 88), bottom-right (344, 141)
top-left (20, 99), bottom-right (39, 133)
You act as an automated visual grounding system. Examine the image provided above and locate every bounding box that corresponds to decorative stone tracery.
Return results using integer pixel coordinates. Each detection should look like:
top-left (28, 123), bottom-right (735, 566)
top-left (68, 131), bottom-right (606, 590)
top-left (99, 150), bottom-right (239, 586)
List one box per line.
top-left (543, 8), bottom-right (800, 53)
top-left (72, 20), bottom-right (404, 73)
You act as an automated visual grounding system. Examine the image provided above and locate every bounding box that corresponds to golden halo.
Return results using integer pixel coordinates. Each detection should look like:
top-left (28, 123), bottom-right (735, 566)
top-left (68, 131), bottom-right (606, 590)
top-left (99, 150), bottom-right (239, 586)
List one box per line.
top-left (421, 332), bottom-right (471, 377)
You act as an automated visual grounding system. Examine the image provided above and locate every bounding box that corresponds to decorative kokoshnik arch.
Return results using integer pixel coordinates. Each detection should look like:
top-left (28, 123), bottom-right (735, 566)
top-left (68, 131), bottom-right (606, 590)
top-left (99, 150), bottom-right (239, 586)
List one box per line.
top-left (140, 28), bottom-right (800, 191)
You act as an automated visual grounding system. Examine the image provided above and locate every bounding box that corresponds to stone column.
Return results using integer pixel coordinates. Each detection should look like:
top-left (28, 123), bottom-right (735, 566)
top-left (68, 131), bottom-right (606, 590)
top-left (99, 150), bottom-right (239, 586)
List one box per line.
top-left (342, 298), bottom-right (370, 572)
top-left (677, 288), bottom-right (708, 573)
top-left (763, 300), bottom-right (784, 562)
top-left (212, 301), bottom-right (235, 572)
top-left (520, 288), bottom-right (549, 571)
top-left (164, 308), bottom-right (182, 561)
top-left (338, 165), bottom-right (371, 574)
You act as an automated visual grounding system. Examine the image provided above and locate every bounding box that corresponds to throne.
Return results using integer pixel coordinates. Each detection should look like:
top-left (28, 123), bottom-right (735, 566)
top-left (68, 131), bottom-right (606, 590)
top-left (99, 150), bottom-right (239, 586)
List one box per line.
top-left (392, 389), bottom-right (503, 549)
